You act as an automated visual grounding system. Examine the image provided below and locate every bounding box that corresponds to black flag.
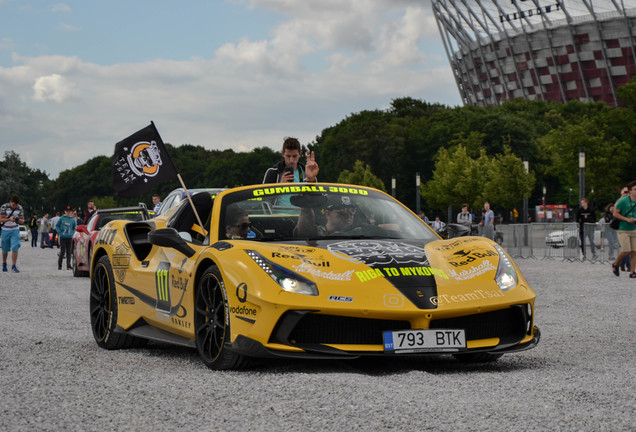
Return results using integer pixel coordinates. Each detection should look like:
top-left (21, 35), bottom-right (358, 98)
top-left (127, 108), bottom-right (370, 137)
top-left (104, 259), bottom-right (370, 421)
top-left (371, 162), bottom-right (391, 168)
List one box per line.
top-left (112, 122), bottom-right (177, 198)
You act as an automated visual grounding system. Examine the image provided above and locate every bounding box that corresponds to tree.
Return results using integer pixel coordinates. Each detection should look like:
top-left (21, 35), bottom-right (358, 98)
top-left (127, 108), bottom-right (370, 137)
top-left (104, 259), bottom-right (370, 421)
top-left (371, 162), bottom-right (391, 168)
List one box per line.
top-left (483, 146), bottom-right (535, 208)
top-left (337, 160), bottom-right (386, 191)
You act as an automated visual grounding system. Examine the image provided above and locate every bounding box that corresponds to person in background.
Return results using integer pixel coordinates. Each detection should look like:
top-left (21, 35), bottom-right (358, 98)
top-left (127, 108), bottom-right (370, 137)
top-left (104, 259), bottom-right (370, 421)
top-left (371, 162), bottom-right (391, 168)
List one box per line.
top-left (152, 194), bottom-right (162, 214)
top-left (431, 216), bottom-right (446, 235)
top-left (39, 212), bottom-right (51, 248)
top-left (481, 201), bottom-right (495, 240)
top-left (601, 202), bottom-right (619, 260)
top-left (83, 201), bottom-right (97, 224)
top-left (55, 206), bottom-right (77, 270)
top-left (611, 181), bottom-right (636, 278)
top-left (418, 211), bottom-right (430, 224)
top-left (49, 211), bottom-right (61, 248)
top-left (29, 213), bottom-right (39, 248)
top-left (0, 195), bottom-right (25, 273)
top-left (576, 198), bottom-right (597, 259)
top-left (456, 204), bottom-right (472, 228)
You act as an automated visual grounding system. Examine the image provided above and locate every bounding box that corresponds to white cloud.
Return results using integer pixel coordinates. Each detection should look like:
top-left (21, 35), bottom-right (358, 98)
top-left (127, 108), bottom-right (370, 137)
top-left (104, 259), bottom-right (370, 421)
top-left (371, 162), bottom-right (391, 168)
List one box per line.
top-left (58, 22), bottom-right (80, 32)
top-left (32, 73), bottom-right (75, 103)
top-left (52, 3), bottom-right (71, 13)
top-left (0, 2), bottom-right (460, 178)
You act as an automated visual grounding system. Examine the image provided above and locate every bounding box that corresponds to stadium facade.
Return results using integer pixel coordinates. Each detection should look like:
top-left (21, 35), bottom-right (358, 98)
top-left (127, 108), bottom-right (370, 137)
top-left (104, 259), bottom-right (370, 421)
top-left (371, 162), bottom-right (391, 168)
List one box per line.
top-left (432, 0), bottom-right (636, 106)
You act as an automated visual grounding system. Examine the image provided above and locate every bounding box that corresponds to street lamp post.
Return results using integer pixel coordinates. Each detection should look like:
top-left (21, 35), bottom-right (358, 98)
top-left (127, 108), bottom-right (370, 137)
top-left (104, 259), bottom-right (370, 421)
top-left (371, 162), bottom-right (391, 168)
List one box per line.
top-left (542, 185), bottom-right (547, 222)
top-left (523, 160), bottom-right (529, 224)
top-left (391, 176), bottom-right (396, 198)
top-left (415, 172), bottom-right (421, 215)
top-left (579, 148), bottom-right (585, 201)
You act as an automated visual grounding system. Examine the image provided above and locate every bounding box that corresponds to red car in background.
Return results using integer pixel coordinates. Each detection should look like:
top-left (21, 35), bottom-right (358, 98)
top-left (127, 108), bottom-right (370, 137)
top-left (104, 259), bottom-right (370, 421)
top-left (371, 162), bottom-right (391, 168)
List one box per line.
top-left (72, 204), bottom-right (151, 277)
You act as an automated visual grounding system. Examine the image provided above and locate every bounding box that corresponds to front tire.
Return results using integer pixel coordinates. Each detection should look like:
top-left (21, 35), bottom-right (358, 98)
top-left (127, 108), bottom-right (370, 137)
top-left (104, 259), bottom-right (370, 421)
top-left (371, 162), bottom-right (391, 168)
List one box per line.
top-left (90, 255), bottom-right (140, 349)
top-left (194, 265), bottom-right (249, 370)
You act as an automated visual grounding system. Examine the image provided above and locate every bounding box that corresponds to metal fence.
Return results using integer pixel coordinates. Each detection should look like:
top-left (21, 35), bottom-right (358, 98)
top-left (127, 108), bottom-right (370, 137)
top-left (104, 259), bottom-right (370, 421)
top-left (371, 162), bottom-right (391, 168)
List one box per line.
top-left (493, 222), bottom-right (619, 263)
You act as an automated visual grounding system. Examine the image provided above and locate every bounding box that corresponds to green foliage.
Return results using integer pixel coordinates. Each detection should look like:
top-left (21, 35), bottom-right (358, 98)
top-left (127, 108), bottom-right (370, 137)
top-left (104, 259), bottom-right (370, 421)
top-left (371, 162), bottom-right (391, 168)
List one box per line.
top-left (5, 93), bottom-right (636, 218)
top-left (337, 160), bottom-right (386, 191)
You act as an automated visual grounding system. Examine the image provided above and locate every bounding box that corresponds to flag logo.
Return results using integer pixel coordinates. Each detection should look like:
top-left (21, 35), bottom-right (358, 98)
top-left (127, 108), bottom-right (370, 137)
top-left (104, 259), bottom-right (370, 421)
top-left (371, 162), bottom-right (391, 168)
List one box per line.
top-left (112, 122), bottom-right (177, 197)
top-left (127, 140), bottom-right (162, 177)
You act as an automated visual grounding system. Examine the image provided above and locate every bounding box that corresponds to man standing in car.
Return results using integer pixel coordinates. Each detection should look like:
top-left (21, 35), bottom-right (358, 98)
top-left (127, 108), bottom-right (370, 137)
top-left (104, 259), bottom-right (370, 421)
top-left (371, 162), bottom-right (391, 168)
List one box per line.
top-left (262, 137), bottom-right (319, 184)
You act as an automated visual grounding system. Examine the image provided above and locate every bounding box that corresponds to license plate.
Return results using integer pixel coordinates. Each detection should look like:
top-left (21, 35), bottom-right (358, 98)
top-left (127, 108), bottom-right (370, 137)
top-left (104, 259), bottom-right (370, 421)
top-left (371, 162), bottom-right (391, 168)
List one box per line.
top-left (383, 329), bottom-right (466, 353)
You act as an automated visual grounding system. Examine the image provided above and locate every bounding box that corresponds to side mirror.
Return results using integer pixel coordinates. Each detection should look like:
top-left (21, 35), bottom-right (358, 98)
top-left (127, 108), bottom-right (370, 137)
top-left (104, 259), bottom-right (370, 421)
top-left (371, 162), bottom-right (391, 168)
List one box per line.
top-left (76, 225), bottom-right (89, 234)
top-left (148, 228), bottom-right (196, 258)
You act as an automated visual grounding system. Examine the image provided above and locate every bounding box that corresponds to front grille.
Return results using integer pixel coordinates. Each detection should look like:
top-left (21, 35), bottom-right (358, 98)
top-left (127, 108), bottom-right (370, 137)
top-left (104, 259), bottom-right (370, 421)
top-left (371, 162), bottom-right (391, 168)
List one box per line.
top-left (429, 306), bottom-right (528, 344)
top-left (273, 312), bottom-right (410, 345)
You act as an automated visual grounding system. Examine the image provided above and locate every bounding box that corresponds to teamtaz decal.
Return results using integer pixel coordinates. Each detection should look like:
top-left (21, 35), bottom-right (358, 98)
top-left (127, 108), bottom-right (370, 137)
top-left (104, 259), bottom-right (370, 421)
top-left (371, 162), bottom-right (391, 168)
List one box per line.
top-left (327, 241), bottom-right (429, 267)
top-left (448, 248), bottom-right (498, 267)
top-left (429, 289), bottom-right (505, 306)
top-left (112, 243), bottom-right (131, 283)
top-left (328, 295), bottom-right (353, 303)
top-left (448, 260), bottom-right (497, 281)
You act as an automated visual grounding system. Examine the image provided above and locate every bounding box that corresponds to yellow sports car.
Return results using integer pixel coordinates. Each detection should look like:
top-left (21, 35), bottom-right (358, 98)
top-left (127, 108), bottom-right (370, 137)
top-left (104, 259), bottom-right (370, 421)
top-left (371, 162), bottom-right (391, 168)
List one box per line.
top-left (90, 183), bottom-right (540, 370)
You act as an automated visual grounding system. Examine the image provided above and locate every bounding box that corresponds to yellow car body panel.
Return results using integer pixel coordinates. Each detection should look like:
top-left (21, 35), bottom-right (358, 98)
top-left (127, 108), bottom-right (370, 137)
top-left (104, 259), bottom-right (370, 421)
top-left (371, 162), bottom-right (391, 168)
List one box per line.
top-left (90, 183), bottom-right (539, 368)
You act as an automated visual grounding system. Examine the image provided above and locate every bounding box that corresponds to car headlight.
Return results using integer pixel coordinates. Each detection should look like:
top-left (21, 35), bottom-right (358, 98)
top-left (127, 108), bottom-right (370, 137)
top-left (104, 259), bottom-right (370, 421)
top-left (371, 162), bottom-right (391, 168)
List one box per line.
top-left (246, 250), bottom-right (318, 296)
top-left (494, 245), bottom-right (518, 291)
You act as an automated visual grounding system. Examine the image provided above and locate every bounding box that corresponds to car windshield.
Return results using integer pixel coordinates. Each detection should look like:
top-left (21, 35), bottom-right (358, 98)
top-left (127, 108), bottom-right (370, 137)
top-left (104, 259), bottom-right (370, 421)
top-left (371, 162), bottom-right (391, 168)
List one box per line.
top-left (218, 185), bottom-right (438, 242)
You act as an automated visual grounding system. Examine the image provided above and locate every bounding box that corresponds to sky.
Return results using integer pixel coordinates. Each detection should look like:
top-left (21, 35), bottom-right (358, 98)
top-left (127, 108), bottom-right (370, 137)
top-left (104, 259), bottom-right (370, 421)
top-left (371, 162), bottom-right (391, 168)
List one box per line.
top-left (0, 0), bottom-right (462, 179)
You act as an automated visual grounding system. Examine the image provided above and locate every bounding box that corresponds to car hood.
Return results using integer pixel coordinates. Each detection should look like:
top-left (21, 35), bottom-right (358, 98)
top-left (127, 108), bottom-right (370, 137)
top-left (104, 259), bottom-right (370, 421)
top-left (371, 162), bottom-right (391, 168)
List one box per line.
top-left (232, 236), bottom-right (508, 310)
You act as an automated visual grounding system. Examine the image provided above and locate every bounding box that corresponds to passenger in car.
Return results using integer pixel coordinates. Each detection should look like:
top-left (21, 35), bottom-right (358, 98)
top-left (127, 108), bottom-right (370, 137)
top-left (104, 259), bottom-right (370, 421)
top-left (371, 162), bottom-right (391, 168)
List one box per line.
top-left (225, 205), bottom-right (253, 240)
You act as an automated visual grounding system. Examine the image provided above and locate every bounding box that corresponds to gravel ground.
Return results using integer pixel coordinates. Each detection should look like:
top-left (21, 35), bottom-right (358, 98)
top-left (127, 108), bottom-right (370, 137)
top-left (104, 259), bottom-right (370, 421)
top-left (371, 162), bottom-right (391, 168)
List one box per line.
top-left (1, 244), bottom-right (635, 431)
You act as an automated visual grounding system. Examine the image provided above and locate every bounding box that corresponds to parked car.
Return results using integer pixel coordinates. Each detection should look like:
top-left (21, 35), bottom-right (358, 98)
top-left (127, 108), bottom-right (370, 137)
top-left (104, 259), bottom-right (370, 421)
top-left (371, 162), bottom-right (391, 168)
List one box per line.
top-left (89, 183), bottom-right (539, 370)
top-left (19, 225), bottom-right (28, 241)
top-left (154, 187), bottom-right (226, 217)
top-left (545, 226), bottom-right (601, 249)
top-left (72, 204), bottom-right (151, 277)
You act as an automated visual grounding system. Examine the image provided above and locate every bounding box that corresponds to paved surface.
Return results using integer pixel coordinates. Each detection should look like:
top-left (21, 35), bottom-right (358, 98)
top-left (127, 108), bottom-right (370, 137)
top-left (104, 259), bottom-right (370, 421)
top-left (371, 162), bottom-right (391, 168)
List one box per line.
top-left (1, 244), bottom-right (635, 431)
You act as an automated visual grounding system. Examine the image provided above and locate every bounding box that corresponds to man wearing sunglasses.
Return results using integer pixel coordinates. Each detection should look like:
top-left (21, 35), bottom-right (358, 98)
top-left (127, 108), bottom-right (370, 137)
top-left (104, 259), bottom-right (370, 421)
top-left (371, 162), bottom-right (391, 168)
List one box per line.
top-left (225, 205), bottom-right (255, 240)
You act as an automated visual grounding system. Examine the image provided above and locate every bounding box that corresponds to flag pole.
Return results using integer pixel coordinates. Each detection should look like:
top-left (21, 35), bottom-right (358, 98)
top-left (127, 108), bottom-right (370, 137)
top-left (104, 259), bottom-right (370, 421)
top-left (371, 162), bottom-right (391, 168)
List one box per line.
top-left (176, 173), bottom-right (208, 237)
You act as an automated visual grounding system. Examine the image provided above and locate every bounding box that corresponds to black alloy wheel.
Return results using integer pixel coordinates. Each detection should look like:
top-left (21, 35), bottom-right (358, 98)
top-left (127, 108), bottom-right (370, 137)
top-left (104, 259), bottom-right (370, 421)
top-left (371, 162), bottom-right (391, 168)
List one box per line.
top-left (194, 265), bottom-right (248, 370)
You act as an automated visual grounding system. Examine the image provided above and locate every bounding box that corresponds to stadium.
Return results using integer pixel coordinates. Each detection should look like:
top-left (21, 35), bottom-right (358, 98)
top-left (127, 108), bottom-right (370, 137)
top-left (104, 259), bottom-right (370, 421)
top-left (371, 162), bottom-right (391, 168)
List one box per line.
top-left (432, 0), bottom-right (636, 106)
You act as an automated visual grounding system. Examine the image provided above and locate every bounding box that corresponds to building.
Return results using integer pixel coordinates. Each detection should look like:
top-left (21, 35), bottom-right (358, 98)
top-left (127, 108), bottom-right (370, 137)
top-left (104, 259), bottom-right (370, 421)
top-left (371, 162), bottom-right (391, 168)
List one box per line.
top-left (432, 0), bottom-right (636, 106)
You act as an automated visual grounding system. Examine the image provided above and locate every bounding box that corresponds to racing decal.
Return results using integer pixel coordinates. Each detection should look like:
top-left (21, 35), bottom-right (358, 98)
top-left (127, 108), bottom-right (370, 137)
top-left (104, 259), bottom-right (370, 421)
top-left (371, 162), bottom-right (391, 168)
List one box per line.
top-left (429, 289), bottom-right (504, 306)
top-left (230, 305), bottom-right (257, 316)
top-left (448, 247), bottom-right (498, 267)
top-left (118, 296), bottom-right (135, 305)
top-left (291, 262), bottom-right (354, 281)
top-left (236, 283), bottom-right (247, 303)
top-left (112, 243), bottom-right (131, 283)
top-left (431, 238), bottom-right (474, 252)
top-left (95, 228), bottom-right (117, 246)
top-left (447, 260), bottom-right (497, 281)
top-left (278, 246), bottom-right (317, 254)
top-left (328, 295), bottom-right (353, 303)
top-left (156, 261), bottom-right (171, 313)
top-left (326, 240), bottom-right (441, 310)
top-left (170, 306), bottom-right (190, 329)
top-left (272, 251), bottom-right (330, 267)
top-left (326, 241), bottom-right (429, 267)
top-left (252, 185), bottom-right (370, 197)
